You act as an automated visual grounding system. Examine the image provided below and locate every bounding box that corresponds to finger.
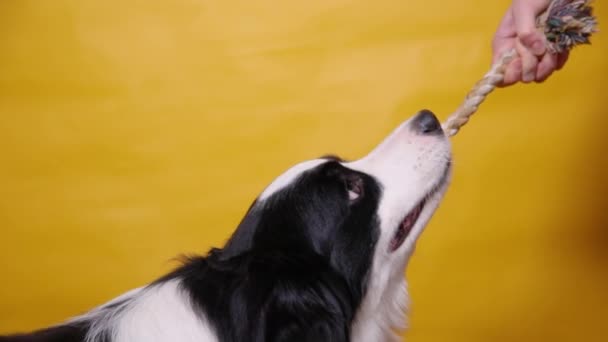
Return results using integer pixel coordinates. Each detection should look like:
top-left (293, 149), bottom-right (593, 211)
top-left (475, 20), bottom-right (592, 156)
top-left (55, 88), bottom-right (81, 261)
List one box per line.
top-left (500, 58), bottom-right (523, 87)
top-left (492, 6), bottom-right (516, 63)
top-left (511, 0), bottom-right (550, 55)
top-left (557, 51), bottom-right (570, 70)
top-left (536, 53), bottom-right (558, 82)
top-left (516, 38), bottom-right (539, 83)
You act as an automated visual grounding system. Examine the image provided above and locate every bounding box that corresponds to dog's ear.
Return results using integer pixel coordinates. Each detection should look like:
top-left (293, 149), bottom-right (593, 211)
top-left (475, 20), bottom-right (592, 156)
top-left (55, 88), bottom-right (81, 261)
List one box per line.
top-left (219, 200), bottom-right (261, 260)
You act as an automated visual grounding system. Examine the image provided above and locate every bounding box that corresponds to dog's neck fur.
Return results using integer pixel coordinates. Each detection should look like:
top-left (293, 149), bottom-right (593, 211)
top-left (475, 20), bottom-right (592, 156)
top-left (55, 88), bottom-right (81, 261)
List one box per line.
top-left (352, 277), bottom-right (408, 342)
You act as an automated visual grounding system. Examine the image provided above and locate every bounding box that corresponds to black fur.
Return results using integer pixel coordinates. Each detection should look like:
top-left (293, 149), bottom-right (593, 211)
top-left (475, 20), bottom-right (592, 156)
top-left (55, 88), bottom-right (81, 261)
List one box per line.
top-left (1, 160), bottom-right (382, 342)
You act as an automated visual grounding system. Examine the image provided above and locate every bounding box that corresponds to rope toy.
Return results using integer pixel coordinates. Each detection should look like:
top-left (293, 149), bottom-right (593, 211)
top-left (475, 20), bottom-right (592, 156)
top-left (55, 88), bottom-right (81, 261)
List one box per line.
top-left (442, 0), bottom-right (599, 137)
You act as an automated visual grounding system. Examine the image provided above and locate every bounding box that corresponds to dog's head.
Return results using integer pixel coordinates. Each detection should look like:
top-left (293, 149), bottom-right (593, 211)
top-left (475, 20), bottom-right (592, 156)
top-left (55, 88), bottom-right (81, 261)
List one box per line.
top-left (220, 109), bottom-right (451, 337)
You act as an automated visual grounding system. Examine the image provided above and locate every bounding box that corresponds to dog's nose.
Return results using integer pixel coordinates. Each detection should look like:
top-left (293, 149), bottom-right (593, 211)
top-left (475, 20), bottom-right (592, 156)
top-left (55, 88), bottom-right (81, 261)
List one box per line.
top-left (412, 109), bottom-right (442, 135)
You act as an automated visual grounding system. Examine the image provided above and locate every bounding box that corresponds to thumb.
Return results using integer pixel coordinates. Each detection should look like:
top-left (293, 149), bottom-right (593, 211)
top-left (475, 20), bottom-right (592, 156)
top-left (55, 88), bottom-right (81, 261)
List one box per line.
top-left (511, 0), bottom-right (550, 56)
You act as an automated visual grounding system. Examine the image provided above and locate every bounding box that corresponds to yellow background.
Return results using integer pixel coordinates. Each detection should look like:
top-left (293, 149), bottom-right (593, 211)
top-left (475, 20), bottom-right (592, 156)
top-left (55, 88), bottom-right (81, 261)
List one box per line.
top-left (1, 1), bottom-right (607, 341)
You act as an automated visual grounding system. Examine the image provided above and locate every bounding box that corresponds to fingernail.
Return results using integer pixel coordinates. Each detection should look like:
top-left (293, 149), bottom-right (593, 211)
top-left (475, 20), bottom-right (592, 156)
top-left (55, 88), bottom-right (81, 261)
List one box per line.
top-left (513, 59), bottom-right (522, 73)
top-left (531, 41), bottom-right (545, 55)
top-left (523, 72), bottom-right (534, 83)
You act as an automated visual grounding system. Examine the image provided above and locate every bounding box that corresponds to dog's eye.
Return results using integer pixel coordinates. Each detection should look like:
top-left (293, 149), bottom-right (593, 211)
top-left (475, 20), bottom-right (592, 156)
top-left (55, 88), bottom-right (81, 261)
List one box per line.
top-left (346, 176), bottom-right (363, 202)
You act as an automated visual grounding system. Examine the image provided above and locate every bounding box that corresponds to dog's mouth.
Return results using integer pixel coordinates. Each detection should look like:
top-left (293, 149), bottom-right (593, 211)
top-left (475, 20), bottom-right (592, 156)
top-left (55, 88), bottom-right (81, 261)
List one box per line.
top-left (389, 199), bottom-right (426, 252)
top-left (388, 161), bottom-right (451, 253)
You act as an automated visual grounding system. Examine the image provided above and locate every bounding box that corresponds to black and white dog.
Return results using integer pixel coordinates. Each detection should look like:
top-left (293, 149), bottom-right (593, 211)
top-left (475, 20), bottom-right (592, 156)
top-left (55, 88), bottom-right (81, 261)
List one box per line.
top-left (1, 110), bottom-right (452, 342)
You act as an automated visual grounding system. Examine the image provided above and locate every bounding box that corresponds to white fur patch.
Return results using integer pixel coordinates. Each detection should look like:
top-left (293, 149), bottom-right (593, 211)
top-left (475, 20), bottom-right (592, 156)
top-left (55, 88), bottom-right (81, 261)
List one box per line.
top-left (258, 159), bottom-right (326, 200)
top-left (73, 281), bottom-right (218, 342)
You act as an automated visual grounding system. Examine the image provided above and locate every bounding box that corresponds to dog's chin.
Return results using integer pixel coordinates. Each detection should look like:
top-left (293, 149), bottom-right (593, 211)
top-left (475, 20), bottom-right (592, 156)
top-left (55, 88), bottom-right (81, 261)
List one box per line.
top-left (388, 160), bottom-right (451, 253)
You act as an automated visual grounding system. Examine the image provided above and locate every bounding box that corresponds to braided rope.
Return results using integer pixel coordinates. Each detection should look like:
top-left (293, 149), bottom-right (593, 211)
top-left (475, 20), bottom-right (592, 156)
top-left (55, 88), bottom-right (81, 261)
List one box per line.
top-left (441, 49), bottom-right (516, 137)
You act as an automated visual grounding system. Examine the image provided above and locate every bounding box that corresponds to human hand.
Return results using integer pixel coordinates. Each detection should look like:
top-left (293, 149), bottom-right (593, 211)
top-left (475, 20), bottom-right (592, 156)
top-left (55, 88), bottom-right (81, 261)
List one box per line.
top-left (492, 0), bottom-right (570, 86)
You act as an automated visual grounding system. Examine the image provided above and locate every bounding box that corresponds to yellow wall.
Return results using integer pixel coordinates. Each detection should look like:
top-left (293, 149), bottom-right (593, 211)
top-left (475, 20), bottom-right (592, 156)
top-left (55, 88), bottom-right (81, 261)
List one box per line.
top-left (1, 1), bottom-right (607, 341)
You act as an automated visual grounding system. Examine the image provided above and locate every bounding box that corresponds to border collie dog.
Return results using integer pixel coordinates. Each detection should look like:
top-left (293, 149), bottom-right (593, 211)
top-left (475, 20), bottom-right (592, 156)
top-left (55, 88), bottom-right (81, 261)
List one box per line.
top-left (1, 110), bottom-right (451, 342)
